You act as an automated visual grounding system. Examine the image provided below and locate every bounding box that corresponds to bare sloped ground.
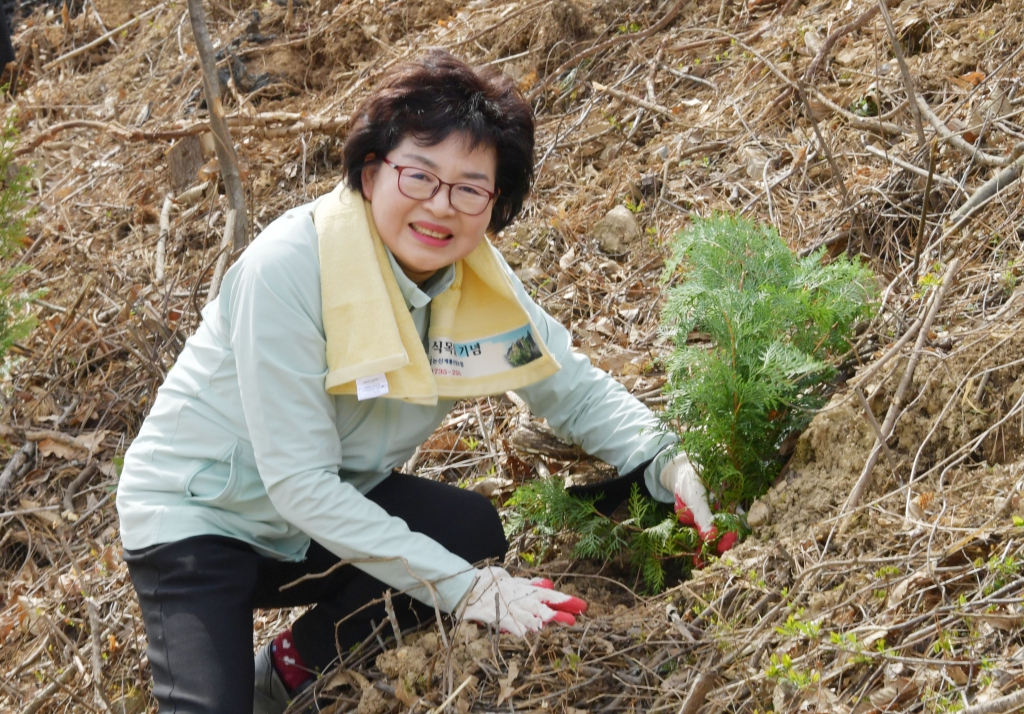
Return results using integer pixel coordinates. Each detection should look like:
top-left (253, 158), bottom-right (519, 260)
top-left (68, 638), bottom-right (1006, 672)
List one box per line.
top-left (3, 0), bottom-right (1024, 711)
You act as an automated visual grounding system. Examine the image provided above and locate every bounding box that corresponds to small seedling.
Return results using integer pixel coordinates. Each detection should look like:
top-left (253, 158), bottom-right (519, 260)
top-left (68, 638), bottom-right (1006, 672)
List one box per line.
top-left (765, 653), bottom-right (820, 690)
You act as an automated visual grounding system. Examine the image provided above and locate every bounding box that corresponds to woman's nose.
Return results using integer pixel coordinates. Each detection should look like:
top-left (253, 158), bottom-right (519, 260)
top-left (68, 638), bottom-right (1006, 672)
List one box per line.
top-left (425, 184), bottom-right (457, 214)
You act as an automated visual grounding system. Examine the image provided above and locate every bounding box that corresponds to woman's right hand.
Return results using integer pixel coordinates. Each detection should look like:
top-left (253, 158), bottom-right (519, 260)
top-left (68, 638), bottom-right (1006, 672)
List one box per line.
top-left (458, 566), bottom-right (587, 637)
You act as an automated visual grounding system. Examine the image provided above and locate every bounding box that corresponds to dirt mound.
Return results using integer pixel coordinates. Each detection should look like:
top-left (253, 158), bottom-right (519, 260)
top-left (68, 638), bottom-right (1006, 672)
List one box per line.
top-left (761, 325), bottom-right (1024, 542)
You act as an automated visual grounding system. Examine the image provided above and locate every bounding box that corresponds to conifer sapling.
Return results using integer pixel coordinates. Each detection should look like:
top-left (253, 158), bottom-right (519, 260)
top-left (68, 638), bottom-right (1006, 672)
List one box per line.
top-left (660, 214), bottom-right (876, 511)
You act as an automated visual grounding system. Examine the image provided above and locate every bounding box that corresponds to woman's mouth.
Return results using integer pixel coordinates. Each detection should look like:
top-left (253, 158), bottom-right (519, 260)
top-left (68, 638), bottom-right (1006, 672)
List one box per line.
top-left (409, 222), bottom-right (453, 246)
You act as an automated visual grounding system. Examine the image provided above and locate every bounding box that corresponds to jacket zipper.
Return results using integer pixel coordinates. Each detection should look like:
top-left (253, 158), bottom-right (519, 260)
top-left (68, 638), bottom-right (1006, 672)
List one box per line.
top-left (371, 398), bottom-right (392, 472)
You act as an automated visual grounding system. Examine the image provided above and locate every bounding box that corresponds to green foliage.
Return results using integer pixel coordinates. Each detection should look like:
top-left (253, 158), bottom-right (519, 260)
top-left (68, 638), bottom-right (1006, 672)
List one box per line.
top-left (764, 652), bottom-right (820, 689)
top-left (0, 111), bottom-right (37, 362)
top-left (505, 480), bottom-right (703, 592)
top-left (829, 631), bottom-right (873, 664)
top-left (660, 214), bottom-right (876, 507)
top-left (775, 609), bottom-right (821, 640)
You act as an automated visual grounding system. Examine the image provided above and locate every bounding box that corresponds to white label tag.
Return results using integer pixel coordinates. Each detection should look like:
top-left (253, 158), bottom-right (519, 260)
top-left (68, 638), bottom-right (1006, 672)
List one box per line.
top-left (355, 373), bottom-right (389, 400)
top-left (428, 325), bottom-right (541, 378)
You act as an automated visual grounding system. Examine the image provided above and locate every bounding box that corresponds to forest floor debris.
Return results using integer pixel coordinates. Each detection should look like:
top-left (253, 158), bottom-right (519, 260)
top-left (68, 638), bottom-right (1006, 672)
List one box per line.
top-left (3, 0), bottom-right (1024, 711)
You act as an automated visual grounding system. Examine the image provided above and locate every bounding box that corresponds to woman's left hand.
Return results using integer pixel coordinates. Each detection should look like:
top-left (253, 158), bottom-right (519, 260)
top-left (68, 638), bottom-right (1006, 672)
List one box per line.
top-left (660, 452), bottom-right (738, 556)
top-left (458, 566), bottom-right (587, 636)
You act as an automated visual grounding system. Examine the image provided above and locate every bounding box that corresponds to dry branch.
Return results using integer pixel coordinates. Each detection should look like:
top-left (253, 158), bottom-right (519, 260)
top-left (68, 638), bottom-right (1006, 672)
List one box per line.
top-left (841, 258), bottom-right (961, 528)
top-left (916, 96), bottom-right (1016, 167)
top-left (205, 208), bottom-right (237, 307)
top-left (155, 195), bottom-right (173, 285)
top-left (591, 82), bottom-right (676, 121)
top-left (962, 687), bottom-right (1024, 714)
top-left (187, 0), bottom-right (248, 250)
top-left (0, 441), bottom-right (36, 500)
top-left (863, 143), bottom-right (961, 188)
top-left (22, 667), bottom-right (78, 714)
top-left (63, 461), bottom-right (99, 516)
top-left (951, 151), bottom-right (1024, 223)
top-left (877, 0), bottom-right (926, 146)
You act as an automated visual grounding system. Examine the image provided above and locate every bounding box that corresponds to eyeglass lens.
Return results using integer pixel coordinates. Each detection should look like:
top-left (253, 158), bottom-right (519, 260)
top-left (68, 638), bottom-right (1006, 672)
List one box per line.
top-left (397, 169), bottom-right (492, 215)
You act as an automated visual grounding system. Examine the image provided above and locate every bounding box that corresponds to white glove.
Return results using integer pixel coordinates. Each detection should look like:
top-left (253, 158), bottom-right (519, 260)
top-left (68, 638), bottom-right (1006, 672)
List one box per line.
top-left (458, 566), bottom-right (588, 637)
top-left (659, 452), bottom-right (717, 539)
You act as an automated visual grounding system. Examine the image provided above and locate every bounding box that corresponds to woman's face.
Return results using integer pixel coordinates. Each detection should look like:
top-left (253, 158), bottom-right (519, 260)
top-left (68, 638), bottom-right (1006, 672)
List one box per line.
top-left (361, 133), bottom-right (498, 284)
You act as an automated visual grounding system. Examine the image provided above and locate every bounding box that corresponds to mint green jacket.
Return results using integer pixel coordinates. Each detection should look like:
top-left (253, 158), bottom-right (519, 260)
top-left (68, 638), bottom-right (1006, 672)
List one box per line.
top-left (116, 194), bottom-right (677, 611)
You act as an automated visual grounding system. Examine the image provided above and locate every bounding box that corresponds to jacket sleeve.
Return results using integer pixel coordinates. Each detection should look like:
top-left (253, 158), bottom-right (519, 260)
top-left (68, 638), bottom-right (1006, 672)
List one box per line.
top-left (224, 223), bottom-right (475, 610)
top-left (507, 263), bottom-right (678, 503)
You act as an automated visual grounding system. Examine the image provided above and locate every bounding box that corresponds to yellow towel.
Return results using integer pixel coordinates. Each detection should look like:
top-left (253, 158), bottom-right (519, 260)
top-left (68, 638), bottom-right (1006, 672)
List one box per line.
top-left (314, 184), bottom-right (561, 406)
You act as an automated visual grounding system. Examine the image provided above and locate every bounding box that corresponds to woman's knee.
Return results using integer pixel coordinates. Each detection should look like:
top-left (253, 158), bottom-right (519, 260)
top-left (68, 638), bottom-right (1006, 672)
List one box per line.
top-left (454, 490), bottom-right (508, 564)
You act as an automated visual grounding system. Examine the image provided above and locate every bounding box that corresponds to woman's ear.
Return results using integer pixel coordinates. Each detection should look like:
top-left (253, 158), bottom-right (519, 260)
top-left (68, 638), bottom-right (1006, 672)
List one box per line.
top-left (360, 162), bottom-right (379, 201)
top-left (360, 153), bottom-right (379, 201)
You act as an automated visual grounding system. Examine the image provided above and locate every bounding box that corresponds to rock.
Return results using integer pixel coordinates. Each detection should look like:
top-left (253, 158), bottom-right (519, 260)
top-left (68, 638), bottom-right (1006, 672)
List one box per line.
top-left (747, 499), bottom-right (770, 528)
top-left (593, 205), bottom-right (640, 254)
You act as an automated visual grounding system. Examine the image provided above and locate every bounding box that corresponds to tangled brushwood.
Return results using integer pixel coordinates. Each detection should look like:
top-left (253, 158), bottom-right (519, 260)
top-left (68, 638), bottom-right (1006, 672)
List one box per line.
top-left (660, 215), bottom-right (877, 509)
top-left (8, 0), bottom-right (1024, 709)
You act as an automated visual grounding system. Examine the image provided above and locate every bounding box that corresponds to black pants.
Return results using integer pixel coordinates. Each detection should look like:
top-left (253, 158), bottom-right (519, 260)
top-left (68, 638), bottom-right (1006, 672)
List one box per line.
top-left (124, 472), bottom-right (508, 713)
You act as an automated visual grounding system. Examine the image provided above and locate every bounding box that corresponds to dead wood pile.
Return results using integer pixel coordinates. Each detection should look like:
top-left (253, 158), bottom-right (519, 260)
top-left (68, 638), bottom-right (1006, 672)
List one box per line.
top-left (3, 0), bottom-right (1024, 711)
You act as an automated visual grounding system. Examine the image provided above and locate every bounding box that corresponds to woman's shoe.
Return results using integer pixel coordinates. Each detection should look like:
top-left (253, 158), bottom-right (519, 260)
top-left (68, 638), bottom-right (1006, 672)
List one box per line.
top-left (253, 642), bottom-right (291, 714)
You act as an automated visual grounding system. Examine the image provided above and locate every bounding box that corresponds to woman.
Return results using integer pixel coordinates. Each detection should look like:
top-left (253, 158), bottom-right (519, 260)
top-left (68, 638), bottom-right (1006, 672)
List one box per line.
top-left (116, 51), bottom-right (687, 713)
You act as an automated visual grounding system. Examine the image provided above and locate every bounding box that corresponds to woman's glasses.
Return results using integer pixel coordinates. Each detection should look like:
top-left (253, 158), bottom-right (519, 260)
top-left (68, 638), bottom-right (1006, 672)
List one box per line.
top-left (381, 158), bottom-right (497, 216)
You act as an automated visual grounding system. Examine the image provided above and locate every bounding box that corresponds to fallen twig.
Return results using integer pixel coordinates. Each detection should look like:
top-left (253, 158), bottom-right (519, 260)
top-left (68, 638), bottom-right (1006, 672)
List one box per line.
top-left (155, 195), bottom-right (173, 286)
top-left (591, 81), bottom-right (676, 121)
top-left (916, 96), bottom-right (1017, 167)
top-left (951, 150), bottom-right (1024, 223)
top-left (863, 143), bottom-right (962, 188)
top-left (962, 686), bottom-right (1024, 714)
top-left (204, 208), bottom-right (237, 307)
top-left (0, 441), bottom-right (36, 501)
top-left (21, 667), bottom-right (78, 714)
top-left (63, 461), bottom-right (99, 516)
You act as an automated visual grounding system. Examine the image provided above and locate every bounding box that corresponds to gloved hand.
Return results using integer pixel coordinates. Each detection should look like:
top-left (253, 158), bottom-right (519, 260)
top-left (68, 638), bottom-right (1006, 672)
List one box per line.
top-left (659, 452), bottom-right (738, 557)
top-left (458, 566), bottom-right (588, 637)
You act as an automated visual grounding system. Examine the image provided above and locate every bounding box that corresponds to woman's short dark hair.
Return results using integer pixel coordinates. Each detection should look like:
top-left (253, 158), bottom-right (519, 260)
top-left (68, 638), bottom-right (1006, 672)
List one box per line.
top-left (343, 51), bottom-right (535, 232)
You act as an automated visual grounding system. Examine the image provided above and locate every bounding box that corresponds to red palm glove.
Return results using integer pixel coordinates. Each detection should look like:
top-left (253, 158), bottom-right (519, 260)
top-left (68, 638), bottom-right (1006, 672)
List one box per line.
top-left (458, 567), bottom-right (588, 636)
top-left (659, 453), bottom-right (738, 559)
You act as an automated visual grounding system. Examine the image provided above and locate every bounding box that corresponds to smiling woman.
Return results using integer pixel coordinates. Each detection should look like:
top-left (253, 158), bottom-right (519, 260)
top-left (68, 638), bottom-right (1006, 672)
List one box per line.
top-left (116, 50), bottom-right (681, 714)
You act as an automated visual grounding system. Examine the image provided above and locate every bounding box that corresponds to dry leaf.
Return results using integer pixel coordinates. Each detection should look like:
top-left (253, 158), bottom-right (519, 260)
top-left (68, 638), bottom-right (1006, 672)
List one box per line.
top-left (978, 612), bottom-right (1024, 631)
top-left (76, 430), bottom-right (109, 454)
top-left (868, 677), bottom-right (918, 709)
top-left (38, 438), bottom-right (85, 460)
top-left (496, 660), bottom-right (520, 706)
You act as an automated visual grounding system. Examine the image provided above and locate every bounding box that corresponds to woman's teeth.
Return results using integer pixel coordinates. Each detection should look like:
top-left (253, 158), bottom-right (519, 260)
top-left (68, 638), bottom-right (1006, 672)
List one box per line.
top-left (412, 223), bottom-right (451, 239)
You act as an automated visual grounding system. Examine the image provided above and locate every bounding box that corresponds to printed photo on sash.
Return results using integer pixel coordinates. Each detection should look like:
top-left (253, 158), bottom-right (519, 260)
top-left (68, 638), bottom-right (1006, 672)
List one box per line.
top-left (429, 325), bottom-right (543, 378)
